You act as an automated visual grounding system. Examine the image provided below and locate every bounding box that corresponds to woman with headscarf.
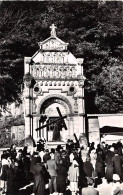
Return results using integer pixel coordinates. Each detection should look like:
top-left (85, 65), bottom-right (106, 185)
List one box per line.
top-left (95, 149), bottom-right (105, 178)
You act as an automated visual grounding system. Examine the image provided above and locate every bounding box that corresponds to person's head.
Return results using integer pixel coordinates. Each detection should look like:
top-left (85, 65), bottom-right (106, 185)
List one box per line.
top-left (40, 148), bottom-right (44, 152)
top-left (45, 149), bottom-right (49, 154)
top-left (70, 152), bottom-right (74, 162)
top-left (114, 150), bottom-right (118, 155)
top-left (7, 156), bottom-right (12, 167)
top-left (3, 150), bottom-right (7, 154)
top-left (18, 149), bottom-right (22, 153)
top-left (113, 174), bottom-right (120, 183)
top-left (36, 157), bottom-right (41, 164)
top-left (110, 147), bottom-right (114, 152)
top-left (91, 149), bottom-right (96, 154)
top-left (33, 151), bottom-right (38, 157)
top-left (102, 134), bottom-right (105, 138)
top-left (3, 153), bottom-right (9, 160)
top-left (87, 178), bottom-right (94, 186)
top-left (56, 145), bottom-right (63, 152)
top-left (61, 150), bottom-right (67, 158)
top-left (51, 148), bottom-right (55, 154)
top-left (14, 159), bottom-right (19, 167)
top-left (73, 159), bottom-right (78, 166)
top-left (102, 141), bottom-right (105, 146)
top-left (59, 159), bottom-right (63, 165)
top-left (10, 144), bottom-right (16, 150)
top-left (26, 153), bottom-right (30, 158)
top-left (16, 151), bottom-right (22, 160)
top-left (50, 152), bottom-right (55, 159)
top-left (102, 177), bottom-right (107, 184)
top-left (86, 156), bottom-right (91, 162)
top-left (97, 173), bottom-right (102, 179)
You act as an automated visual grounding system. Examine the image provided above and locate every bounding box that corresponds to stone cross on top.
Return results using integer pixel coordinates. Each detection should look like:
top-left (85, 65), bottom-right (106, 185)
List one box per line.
top-left (50, 23), bottom-right (57, 37)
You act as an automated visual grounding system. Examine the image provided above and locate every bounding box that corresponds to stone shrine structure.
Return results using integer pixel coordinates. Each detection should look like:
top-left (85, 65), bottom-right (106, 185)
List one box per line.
top-left (23, 24), bottom-right (86, 143)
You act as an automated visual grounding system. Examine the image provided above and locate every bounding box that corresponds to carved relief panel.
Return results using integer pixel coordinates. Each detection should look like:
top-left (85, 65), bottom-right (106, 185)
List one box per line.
top-left (32, 64), bottom-right (77, 79)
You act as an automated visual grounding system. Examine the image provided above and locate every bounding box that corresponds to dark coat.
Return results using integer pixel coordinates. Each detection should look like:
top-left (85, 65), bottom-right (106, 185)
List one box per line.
top-left (56, 163), bottom-right (68, 193)
top-left (1, 164), bottom-right (8, 181)
top-left (30, 156), bottom-right (38, 174)
top-left (105, 150), bottom-right (114, 182)
top-left (14, 166), bottom-right (23, 192)
top-left (95, 154), bottom-right (105, 178)
top-left (23, 156), bottom-right (31, 172)
top-left (33, 163), bottom-right (45, 195)
top-left (105, 150), bottom-right (115, 165)
top-left (112, 154), bottom-right (123, 180)
top-left (6, 167), bottom-right (15, 195)
top-left (83, 161), bottom-right (94, 177)
top-left (43, 153), bottom-right (51, 163)
top-left (105, 164), bottom-right (113, 182)
top-left (76, 154), bottom-right (88, 189)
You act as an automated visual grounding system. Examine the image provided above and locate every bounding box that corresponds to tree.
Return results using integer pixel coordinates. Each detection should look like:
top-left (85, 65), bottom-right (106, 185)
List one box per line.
top-left (0, 1), bottom-right (122, 113)
top-left (95, 59), bottom-right (123, 113)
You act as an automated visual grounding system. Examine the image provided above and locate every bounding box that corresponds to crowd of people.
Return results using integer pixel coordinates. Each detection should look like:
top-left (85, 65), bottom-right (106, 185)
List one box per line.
top-left (0, 137), bottom-right (123, 195)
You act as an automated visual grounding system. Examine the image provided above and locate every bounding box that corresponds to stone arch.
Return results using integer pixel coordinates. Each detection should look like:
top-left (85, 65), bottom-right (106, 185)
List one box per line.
top-left (37, 94), bottom-right (73, 115)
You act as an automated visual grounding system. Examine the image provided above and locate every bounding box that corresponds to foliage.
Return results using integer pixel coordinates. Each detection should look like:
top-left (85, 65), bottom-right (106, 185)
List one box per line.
top-left (0, 1), bottom-right (122, 113)
top-left (0, 114), bottom-right (25, 148)
top-left (0, 114), bottom-right (25, 129)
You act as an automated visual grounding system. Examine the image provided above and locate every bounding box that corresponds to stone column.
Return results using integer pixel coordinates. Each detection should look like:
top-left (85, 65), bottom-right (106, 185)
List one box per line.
top-left (23, 73), bottom-right (34, 140)
top-left (77, 75), bottom-right (86, 135)
top-left (43, 122), bottom-right (47, 141)
top-left (69, 116), bottom-right (74, 138)
top-left (24, 88), bottom-right (31, 138)
top-left (33, 117), bottom-right (38, 142)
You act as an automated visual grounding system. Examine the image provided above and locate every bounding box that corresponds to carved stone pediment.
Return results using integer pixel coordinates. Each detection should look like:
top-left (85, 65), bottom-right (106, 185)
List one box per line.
top-left (38, 24), bottom-right (68, 51)
top-left (38, 37), bottom-right (68, 51)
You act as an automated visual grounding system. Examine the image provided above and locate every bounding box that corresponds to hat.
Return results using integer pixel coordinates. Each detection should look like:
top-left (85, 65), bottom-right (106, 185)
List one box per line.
top-left (113, 174), bottom-right (120, 181)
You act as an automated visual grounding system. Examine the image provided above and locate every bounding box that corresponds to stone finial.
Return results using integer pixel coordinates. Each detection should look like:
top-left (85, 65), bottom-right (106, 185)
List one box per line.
top-left (50, 23), bottom-right (57, 37)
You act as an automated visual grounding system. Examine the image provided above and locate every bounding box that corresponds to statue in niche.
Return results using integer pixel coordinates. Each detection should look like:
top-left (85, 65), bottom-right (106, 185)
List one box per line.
top-left (74, 99), bottom-right (78, 113)
top-left (79, 133), bottom-right (88, 149)
top-left (52, 121), bottom-right (61, 141)
top-left (33, 99), bottom-right (37, 114)
top-left (54, 68), bottom-right (59, 78)
top-left (44, 67), bottom-right (48, 78)
top-left (72, 67), bottom-right (76, 78)
top-left (33, 67), bottom-right (37, 77)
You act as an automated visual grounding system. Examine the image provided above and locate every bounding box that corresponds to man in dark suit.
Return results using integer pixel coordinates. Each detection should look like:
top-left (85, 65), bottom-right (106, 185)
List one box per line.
top-left (46, 152), bottom-right (57, 194)
top-left (81, 177), bottom-right (99, 195)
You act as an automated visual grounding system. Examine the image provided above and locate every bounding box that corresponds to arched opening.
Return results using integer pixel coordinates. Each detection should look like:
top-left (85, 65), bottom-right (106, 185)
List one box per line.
top-left (38, 96), bottom-right (72, 142)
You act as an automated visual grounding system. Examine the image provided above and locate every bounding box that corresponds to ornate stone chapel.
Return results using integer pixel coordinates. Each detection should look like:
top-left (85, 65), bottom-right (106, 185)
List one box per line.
top-left (23, 24), bottom-right (86, 143)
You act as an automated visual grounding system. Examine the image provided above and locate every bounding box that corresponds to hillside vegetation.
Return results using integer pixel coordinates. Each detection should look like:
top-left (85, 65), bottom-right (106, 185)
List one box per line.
top-left (0, 1), bottom-right (123, 113)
